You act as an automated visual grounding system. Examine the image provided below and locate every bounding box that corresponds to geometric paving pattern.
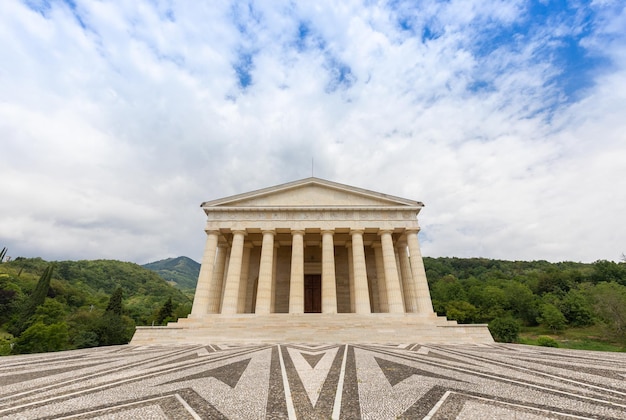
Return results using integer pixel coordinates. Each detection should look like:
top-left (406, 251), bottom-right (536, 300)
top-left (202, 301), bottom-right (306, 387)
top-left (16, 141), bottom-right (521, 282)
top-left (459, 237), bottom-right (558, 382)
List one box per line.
top-left (1, 343), bottom-right (625, 419)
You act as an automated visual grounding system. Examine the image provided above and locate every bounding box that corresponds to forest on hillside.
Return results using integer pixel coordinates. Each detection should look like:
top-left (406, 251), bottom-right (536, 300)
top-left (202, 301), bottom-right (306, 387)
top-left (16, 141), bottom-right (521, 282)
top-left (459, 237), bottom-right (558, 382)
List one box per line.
top-left (0, 253), bottom-right (191, 355)
top-left (1, 246), bottom-right (625, 354)
top-left (424, 257), bottom-right (626, 349)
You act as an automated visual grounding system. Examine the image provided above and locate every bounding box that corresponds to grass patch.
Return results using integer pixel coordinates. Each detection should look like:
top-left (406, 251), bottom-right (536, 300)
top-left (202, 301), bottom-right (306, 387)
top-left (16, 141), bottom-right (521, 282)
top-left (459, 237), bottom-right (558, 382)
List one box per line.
top-left (519, 326), bottom-right (626, 352)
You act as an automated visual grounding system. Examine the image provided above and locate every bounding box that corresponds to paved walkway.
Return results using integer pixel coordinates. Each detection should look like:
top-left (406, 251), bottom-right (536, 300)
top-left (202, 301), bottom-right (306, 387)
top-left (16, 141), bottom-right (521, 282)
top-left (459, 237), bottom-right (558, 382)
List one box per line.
top-left (1, 343), bottom-right (625, 419)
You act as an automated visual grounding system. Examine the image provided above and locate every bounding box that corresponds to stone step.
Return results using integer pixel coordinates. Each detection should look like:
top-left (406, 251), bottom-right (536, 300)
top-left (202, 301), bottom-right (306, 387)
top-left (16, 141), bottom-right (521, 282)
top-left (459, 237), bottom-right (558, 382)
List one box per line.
top-left (130, 314), bottom-right (493, 345)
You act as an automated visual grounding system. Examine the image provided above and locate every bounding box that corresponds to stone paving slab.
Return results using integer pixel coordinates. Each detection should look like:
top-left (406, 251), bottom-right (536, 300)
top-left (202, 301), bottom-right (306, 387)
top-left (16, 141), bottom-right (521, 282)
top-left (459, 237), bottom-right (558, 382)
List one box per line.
top-left (1, 343), bottom-right (625, 419)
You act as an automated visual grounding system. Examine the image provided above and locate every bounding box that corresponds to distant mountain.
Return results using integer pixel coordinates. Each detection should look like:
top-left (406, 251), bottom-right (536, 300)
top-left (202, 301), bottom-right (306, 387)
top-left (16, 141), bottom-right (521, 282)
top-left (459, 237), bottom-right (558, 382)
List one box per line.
top-left (142, 256), bottom-right (200, 290)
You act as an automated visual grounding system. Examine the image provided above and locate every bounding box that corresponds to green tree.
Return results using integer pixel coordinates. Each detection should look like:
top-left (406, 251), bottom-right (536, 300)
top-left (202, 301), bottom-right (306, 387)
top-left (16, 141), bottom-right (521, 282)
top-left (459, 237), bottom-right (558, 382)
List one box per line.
top-left (537, 303), bottom-right (567, 333)
top-left (106, 287), bottom-right (124, 315)
top-left (489, 317), bottom-right (521, 343)
top-left (591, 260), bottom-right (625, 285)
top-left (96, 312), bottom-right (135, 346)
top-left (589, 282), bottom-right (626, 336)
top-left (445, 301), bottom-right (478, 324)
top-left (97, 287), bottom-right (134, 345)
top-left (431, 275), bottom-right (466, 301)
top-left (503, 281), bottom-right (539, 326)
top-left (10, 264), bottom-right (55, 335)
top-left (12, 321), bottom-right (69, 354)
top-left (560, 289), bottom-right (594, 327)
top-left (156, 297), bottom-right (173, 325)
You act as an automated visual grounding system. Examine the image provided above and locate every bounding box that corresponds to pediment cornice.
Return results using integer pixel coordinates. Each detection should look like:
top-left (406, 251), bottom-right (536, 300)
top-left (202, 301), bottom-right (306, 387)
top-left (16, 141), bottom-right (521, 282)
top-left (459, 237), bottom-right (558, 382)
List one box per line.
top-left (201, 177), bottom-right (424, 212)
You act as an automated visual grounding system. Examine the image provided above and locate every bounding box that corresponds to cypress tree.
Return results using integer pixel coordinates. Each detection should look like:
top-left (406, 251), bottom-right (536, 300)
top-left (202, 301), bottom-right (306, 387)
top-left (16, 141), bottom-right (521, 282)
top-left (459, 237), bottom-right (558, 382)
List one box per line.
top-left (98, 287), bottom-right (133, 345)
top-left (11, 263), bottom-right (54, 335)
top-left (156, 297), bottom-right (173, 325)
top-left (106, 287), bottom-right (124, 315)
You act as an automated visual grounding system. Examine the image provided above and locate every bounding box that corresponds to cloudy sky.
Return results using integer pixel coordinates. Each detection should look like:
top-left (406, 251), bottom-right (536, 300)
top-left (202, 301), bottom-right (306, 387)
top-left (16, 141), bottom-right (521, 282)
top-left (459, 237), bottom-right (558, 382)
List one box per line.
top-left (1, 0), bottom-right (625, 264)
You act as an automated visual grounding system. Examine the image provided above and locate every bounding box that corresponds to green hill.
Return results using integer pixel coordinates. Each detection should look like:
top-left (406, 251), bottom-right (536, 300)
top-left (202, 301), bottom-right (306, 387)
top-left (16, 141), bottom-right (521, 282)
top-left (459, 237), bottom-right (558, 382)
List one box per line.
top-left (142, 256), bottom-right (200, 290)
top-left (0, 257), bottom-right (192, 355)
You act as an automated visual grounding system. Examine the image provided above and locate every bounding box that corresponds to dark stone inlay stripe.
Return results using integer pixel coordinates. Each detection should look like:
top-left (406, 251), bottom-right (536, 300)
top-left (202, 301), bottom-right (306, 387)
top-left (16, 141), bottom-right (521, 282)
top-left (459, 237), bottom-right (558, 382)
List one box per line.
top-left (375, 357), bottom-right (459, 386)
top-left (515, 358), bottom-right (626, 381)
top-left (38, 388), bottom-right (225, 420)
top-left (340, 345), bottom-right (360, 420)
top-left (425, 351), bottom-right (481, 366)
top-left (161, 358), bottom-right (251, 388)
top-left (301, 352), bottom-right (325, 368)
top-left (151, 353), bottom-right (200, 369)
top-left (399, 385), bottom-right (449, 419)
top-left (280, 344), bottom-right (344, 419)
top-left (266, 345), bottom-right (288, 419)
top-left (0, 362), bottom-right (104, 386)
top-left (286, 344), bottom-right (343, 352)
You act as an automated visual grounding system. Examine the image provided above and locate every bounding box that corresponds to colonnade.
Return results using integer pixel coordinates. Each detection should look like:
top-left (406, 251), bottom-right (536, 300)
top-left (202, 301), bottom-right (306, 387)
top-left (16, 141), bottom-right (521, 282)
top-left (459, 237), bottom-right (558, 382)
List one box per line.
top-left (190, 228), bottom-right (434, 317)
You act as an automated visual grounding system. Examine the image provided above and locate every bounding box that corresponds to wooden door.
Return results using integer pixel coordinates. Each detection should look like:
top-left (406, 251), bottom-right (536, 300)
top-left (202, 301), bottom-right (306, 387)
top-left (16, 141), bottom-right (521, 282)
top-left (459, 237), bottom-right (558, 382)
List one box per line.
top-left (304, 275), bottom-right (322, 313)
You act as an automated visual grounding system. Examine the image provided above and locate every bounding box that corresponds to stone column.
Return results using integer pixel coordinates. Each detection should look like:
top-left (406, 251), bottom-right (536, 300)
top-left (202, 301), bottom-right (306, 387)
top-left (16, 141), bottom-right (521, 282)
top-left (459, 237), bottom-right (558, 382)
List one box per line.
top-left (237, 244), bottom-right (252, 313)
top-left (351, 229), bottom-right (371, 314)
top-left (191, 230), bottom-right (219, 316)
top-left (221, 230), bottom-right (246, 314)
top-left (271, 244), bottom-right (279, 312)
top-left (208, 244), bottom-right (228, 313)
top-left (289, 230), bottom-right (305, 314)
top-left (380, 230), bottom-right (404, 313)
top-left (373, 243), bottom-right (388, 312)
top-left (346, 241), bottom-right (355, 313)
top-left (406, 228), bottom-right (435, 315)
top-left (395, 250), bottom-right (405, 305)
top-left (255, 230), bottom-right (275, 314)
top-left (397, 241), bottom-right (418, 313)
top-left (321, 230), bottom-right (337, 314)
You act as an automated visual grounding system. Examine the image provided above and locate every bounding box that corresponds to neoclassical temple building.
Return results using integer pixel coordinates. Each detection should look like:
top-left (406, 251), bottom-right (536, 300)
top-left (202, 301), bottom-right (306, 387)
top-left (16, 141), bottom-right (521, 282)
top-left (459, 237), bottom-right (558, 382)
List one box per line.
top-left (132, 178), bottom-right (493, 344)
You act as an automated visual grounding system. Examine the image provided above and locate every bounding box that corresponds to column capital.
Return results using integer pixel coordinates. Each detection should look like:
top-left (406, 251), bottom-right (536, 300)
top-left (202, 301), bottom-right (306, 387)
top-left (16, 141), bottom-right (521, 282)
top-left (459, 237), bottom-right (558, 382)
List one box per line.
top-left (378, 229), bottom-right (394, 236)
top-left (320, 229), bottom-right (334, 235)
top-left (291, 229), bottom-right (305, 236)
top-left (350, 228), bottom-right (365, 235)
top-left (231, 229), bottom-right (247, 236)
top-left (405, 227), bottom-right (421, 234)
top-left (261, 229), bottom-right (276, 236)
top-left (205, 229), bottom-right (220, 235)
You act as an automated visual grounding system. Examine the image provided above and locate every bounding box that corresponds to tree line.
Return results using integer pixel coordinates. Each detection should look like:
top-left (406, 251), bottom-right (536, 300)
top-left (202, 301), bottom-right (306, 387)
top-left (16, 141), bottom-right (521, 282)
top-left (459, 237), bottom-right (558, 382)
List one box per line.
top-left (424, 257), bottom-right (626, 347)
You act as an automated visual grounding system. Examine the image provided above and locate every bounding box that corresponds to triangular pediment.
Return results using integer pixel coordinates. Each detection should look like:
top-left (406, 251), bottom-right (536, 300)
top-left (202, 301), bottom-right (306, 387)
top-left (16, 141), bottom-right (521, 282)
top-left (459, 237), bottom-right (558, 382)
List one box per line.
top-left (201, 178), bottom-right (422, 209)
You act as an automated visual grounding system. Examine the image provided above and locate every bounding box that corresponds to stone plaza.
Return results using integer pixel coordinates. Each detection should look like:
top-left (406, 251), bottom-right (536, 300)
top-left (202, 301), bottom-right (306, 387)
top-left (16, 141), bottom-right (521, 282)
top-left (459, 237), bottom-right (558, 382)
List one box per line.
top-left (131, 177), bottom-right (493, 345)
top-left (1, 343), bottom-right (625, 419)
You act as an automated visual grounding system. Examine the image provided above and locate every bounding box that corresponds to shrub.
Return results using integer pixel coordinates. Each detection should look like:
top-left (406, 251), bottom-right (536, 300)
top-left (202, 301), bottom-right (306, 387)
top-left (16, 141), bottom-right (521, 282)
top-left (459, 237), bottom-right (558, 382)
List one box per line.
top-left (537, 336), bottom-right (559, 347)
top-left (488, 317), bottom-right (520, 343)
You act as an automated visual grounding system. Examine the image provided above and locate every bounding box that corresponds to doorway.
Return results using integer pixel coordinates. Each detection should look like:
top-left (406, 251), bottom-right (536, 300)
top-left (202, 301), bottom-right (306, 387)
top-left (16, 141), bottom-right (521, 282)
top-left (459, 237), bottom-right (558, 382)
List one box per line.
top-left (304, 275), bottom-right (322, 313)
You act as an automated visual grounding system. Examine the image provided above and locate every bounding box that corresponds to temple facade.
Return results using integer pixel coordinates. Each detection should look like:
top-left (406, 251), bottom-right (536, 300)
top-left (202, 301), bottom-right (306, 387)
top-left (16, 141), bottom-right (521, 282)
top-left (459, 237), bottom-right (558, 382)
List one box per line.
top-left (131, 178), bottom-right (493, 344)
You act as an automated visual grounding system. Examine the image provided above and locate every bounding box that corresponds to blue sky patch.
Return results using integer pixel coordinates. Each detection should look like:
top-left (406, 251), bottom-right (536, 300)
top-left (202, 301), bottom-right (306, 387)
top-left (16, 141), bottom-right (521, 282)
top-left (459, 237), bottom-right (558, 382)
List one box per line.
top-left (325, 58), bottom-right (356, 93)
top-left (233, 51), bottom-right (254, 89)
top-left (468, 0), bottom-right (609, 107)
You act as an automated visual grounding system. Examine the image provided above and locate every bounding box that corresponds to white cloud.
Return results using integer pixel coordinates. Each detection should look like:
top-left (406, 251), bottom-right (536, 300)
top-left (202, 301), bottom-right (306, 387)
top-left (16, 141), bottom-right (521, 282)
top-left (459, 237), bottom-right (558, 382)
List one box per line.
top-left (0, 0), bottom-right (625, 264)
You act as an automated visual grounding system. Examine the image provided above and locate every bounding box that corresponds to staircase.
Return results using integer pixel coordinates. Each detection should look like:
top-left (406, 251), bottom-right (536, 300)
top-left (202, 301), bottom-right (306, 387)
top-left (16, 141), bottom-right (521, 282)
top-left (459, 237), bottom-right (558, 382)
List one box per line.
top-left (130, 314), bottom-right (494, 345)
